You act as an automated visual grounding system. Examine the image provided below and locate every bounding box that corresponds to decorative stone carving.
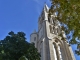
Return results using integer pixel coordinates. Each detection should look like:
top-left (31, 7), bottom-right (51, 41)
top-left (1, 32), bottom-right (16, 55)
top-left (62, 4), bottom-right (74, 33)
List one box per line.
top-left (50, 25), bottom-right (55, 33)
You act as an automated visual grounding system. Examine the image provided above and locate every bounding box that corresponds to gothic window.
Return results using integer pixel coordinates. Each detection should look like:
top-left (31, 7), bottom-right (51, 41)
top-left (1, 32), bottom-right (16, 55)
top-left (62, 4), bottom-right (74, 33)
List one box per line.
top-left (52, 17), bottom-right (56, 25)
top-left (57, 28), bottom-right (58, 34)
top-left (54, 28), bottom-right (57, 35)
top-left (57, 28), bottom-right (59, 34)
top-left (48, 17), bottom-right (50, 23)
top-left (34, 37), bottom-right (36, 41)
top-left (49, 25), bottom-right (52, 33)
top-left (58, 45), bottom-right (63, 60)
top-left (49, 25), bottom-right (55, 34)
top-left (51, 19), bottom-right (54, 24)
top-left (52, 20), bottom-right (55, 24)
top-left (58, 26), bottom-right (61, 34)
top-left (55, 20), bottom-right (58, 25)
top-left (56, 28), bottom-right (59, 35)
top-left (48, 16), bottom-right (55, 24)
top-left (54, 26), bottom-right (61, 35)
top-left (49, 25), bottom-right (51, 33)
top-left (55, 27), bottom-right (59, 35)
top-left (53, 43), bottom-right (58, 60)
top-left (55, 26), bottom-right (61, 35)
top-left (49, 25), bottom-right (61, 35)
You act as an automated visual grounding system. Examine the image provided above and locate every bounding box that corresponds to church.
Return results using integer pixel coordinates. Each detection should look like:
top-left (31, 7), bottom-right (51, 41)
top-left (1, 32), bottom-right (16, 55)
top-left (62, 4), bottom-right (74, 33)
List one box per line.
top-left (30, 4), bottom-right (76, 60)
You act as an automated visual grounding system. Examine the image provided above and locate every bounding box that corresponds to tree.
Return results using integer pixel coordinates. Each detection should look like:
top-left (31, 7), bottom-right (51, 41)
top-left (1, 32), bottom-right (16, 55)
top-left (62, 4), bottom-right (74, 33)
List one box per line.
top-left (0, 31), bottom-right (40, 60)
top-left (49, 0), bottom-right (80, 55)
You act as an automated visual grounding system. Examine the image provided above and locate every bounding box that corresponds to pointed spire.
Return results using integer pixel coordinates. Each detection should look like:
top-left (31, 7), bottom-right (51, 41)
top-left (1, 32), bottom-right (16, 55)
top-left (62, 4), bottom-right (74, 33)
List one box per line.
top-left (43, 3), bottom-right (49, 12)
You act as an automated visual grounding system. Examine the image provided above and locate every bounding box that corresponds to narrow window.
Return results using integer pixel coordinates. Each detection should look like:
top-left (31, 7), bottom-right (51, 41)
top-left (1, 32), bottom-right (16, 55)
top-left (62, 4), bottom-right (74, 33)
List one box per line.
top-left (48, 17), bottom-right (50, 23)
top-left (58, 45), bottom-right (63, 60)
top-left (54, 28), bottom-right (57, 35)
top-left (56, 28), bottom-right (58, 35)
top-left (53, 26), bottom-right (55, 33)
top-left (58, 26), bottom-right (61, 34)
top-left (49, 25), bottom-right (52, 33)
top-left (49, 25), bottom-right (55, 34)
top-left (34, 37), bottom-right (36, 41)
top-left (52, 20), bottom-right (54, 24)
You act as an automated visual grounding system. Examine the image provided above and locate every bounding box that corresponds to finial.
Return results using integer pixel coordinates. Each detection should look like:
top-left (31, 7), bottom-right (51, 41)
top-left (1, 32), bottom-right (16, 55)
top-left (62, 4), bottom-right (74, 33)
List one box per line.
top-left (43, 2), bottom-right (49, 11)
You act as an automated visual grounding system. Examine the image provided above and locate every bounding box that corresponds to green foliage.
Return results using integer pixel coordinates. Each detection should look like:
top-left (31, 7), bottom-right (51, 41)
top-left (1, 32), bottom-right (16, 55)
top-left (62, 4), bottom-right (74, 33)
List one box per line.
top-left (0, 31), bottom-right (40, 60)
top-left (49, 0), bottom-right (80, 55)
top-left (19, 56), bottom-right (28, 60)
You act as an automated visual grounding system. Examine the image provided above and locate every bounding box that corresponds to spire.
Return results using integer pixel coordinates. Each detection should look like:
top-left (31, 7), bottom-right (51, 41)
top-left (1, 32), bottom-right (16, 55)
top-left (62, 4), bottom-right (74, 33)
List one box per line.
top-left (38, 3), bottom-right (49, 21)
top-left (43, 3), bottom-right (49, 12)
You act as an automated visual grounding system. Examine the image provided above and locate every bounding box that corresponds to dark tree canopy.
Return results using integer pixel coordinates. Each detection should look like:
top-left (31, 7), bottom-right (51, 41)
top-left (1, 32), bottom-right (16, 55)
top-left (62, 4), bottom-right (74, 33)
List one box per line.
top-left (49, 0), bottom-right (80, 55)
top-left (0, 31), bottom-right (40, 60)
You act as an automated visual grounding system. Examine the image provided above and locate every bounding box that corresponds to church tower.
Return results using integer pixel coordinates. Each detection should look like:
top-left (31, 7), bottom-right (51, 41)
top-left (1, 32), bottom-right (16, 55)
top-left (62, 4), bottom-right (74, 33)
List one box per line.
top-left (30, 4), bottom-right (76, 60)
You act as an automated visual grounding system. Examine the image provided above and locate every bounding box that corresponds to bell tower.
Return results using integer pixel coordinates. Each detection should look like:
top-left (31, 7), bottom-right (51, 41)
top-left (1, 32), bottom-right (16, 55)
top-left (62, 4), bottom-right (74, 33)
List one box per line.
top-left (30, 4), bottom-right (76, 60)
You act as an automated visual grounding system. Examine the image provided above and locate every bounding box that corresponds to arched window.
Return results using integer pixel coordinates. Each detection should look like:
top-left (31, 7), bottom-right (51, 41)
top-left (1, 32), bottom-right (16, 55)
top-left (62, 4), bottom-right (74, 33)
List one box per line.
top-left (57, 26), bottom-right (61, 35)
top-left (49, 25), bottom-right (55, 34)
top-left (58, 45), bottom-right (63, 60)
top-left (49, 25), bottom-right (52, 33)
top-left (53, 43), bottom-right (58, 60)
top-left (54, 28), bottom-right (57, 35)
top-left (52, 20), bottom-right (55, 24)
top-left (48, 17), bottom-right (50, 23)
top-left (34, 37), bottom-right (36, 41)
top-left (54, 26), bottom-right (61, 35)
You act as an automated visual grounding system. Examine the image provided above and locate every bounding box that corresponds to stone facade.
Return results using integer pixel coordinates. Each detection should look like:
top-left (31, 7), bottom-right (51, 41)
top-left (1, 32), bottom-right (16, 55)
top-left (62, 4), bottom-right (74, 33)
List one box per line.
top-left (30, 4), bottom-right (76, 60)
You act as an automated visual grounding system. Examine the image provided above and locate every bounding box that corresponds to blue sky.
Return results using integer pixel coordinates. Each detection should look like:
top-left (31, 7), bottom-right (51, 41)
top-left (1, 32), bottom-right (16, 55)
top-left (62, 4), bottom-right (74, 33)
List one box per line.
top-left (0, 0), bottom-right (79, 59)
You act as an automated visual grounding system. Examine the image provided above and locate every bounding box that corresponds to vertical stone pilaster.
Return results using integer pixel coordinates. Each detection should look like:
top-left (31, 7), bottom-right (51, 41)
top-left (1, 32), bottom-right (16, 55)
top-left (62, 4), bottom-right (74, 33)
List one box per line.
top-left (48, 40), bottom-right (54, 60)
top-left (68, 46), bottom-right (76, 60)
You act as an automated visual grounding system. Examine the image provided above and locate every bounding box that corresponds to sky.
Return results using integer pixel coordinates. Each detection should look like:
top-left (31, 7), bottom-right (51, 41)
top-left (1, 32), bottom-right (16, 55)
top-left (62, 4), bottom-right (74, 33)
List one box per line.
top-left (0, 0), bottom-right (79, 60)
